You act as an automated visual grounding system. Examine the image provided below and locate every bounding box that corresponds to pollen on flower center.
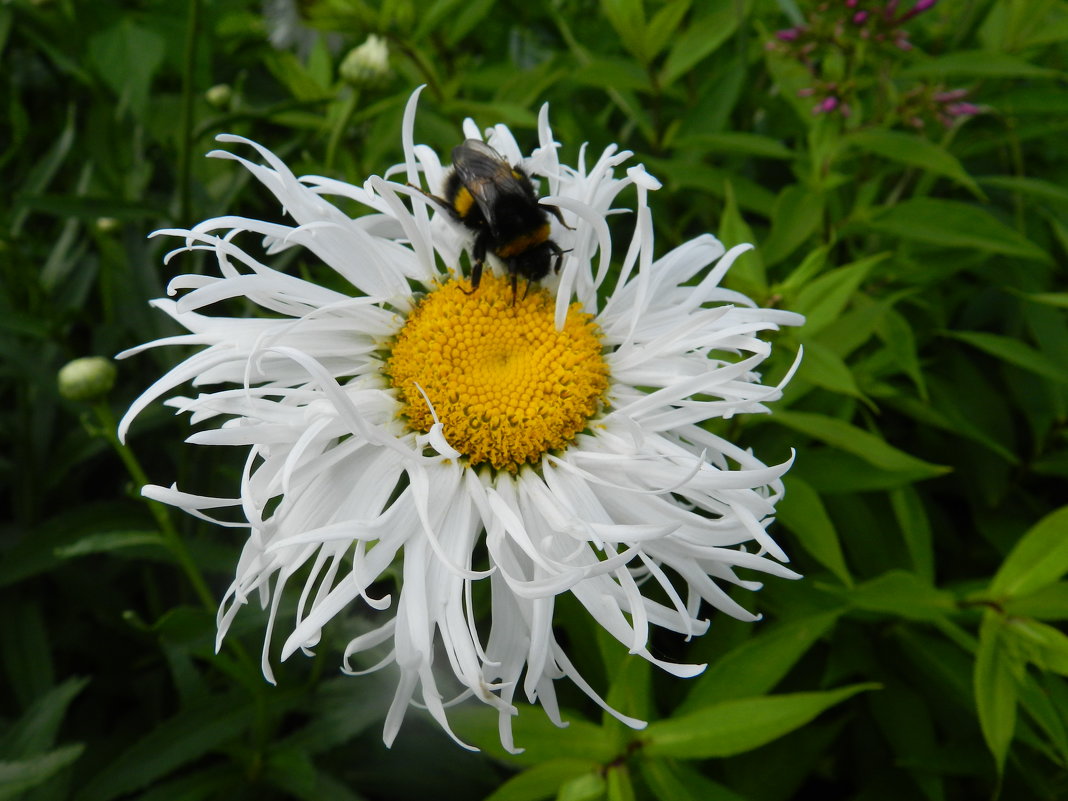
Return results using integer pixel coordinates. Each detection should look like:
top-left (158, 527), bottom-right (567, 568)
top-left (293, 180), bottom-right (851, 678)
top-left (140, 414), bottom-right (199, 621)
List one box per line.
top-left (386, 273), bottom-right (609, 471)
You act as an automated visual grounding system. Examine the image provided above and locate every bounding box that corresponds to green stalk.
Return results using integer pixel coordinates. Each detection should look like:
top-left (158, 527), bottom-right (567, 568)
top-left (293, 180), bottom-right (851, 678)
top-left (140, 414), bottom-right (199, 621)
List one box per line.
top-left (325, 89), bottom-right (360, 173)
top-left (93, 401), bottom-right (216, 613)
top-left (177, 0), bottom-right (202, 223)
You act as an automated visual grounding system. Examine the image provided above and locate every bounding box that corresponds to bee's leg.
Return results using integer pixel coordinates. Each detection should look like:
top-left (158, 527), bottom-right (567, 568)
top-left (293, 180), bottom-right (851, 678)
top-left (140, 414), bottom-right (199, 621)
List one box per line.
top-left (520, 274), bottom-right (535, 304)
top-left (546, 204), bottom-right (574, 230)
top-left (406, 183), bottom-right (458, 219)
top-left (461, 235), bottom-right (487, 295)
top-left (548, 240), bottom-right (568, 274)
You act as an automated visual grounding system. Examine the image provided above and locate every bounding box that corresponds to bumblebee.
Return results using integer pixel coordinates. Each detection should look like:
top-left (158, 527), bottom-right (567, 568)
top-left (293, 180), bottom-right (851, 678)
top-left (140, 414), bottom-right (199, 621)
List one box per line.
top-left (419, 139), bottom-right (570, 303)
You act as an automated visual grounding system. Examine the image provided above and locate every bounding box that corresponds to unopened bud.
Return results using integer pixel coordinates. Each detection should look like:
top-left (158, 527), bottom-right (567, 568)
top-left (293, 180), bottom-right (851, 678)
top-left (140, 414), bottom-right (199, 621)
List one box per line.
top-left (206, 84), bottom-right (233, 109)
top-left (95, 217), bottom-right (121, 234)
top-left (58, 357), bottom-right (117, 402)
top-left (340, 35), bottom-right (390, 88)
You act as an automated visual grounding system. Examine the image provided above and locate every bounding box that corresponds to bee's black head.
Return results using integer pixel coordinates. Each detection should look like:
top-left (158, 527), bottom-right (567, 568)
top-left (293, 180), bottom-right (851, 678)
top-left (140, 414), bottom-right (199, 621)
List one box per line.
top-left (510, 240), bottom-right (564, 284)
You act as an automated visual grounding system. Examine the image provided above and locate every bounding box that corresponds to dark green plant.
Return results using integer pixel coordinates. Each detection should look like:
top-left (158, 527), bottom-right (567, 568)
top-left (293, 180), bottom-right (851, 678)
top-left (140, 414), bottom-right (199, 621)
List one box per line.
top-left (2, 0), bottom-right (1066, 798)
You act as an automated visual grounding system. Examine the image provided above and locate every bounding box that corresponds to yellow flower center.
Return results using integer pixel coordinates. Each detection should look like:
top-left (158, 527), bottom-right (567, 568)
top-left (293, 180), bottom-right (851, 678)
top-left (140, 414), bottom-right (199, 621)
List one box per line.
top-left (386, 273), bottom-right (609, 472)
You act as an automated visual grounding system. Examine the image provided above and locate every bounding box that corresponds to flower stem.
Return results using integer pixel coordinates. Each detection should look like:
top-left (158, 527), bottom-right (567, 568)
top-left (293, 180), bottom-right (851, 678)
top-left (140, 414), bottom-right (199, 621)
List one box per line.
top-left (177, 0), bottom-right (202, 223)
top-left (93, 401), bottom-right (216, 613)
top-left (326, 89), bottom-right (359, 172)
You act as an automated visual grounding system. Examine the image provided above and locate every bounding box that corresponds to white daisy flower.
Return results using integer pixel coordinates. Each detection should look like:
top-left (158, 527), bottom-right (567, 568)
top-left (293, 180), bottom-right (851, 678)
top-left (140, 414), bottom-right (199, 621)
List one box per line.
top-left (119, 87), bottom-right (804, 752)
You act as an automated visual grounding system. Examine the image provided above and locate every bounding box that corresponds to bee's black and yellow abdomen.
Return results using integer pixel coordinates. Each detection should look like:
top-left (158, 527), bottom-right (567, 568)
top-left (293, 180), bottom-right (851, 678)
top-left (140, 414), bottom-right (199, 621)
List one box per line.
top-left (495, 222), bottom-right (551, 259)
top-left (452, 185), bottom-right (476, 219)
top-left (443, 172), bottom-right (480, 223)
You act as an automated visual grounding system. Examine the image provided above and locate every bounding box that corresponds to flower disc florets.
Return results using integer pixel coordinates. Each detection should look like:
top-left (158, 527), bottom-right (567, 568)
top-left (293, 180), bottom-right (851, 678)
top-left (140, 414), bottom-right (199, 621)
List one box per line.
top-left (387, 274), bottom-right (608, 471)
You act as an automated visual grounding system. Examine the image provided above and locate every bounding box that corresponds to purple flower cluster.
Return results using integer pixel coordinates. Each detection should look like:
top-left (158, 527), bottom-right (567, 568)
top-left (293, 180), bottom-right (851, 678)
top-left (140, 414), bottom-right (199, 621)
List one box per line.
top-left (900, 85), bottom-right (983, 129)
top-left (767, 0), bottom-right (981, 128)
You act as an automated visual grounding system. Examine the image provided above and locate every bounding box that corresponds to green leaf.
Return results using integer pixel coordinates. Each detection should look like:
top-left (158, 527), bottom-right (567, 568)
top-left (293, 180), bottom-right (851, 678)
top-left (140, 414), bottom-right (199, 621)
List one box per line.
top-left (876, 305), bottom-right (927, 399)
top-left (1015, 672), bottom-right (1068, 767)
top-left (450, 705), bottom-right (617, 768)
top-left (885, 392), bottom-right (1019, 465)
top-left (990, 505), bottom-right (1068, 598)
top-left (606, 764), bottom-right (636, 801)
top-left (262, 748), bottom-right (318, 800)
top-left (645, 0), bottom-right (691, 64)
top-left (975, 613), bottom-right (1018, 777)
top-left (679, 611), bottom-right (842, 713)
top-left (1022, 291), bottom-right (1068, 309)
top-left (0, 744), bottom-right (85, 800)
top-left (644, 684), bottom-right (877, 759)
top-left (868, 682), bottom-right (944, 801)
top-left (770, 410), bottom-right (950, 477)
top-left (797, 450), bottom-right (941, 493)
top-left (671, 132), bottom-right (793, 159)
top-left (1004, 582), bottom-right (1068, 620)
top-left (777, 245), bottom-right (828, 297)
top-left (444, 0), bottom-right (497, 46)
top-left (76, 689), bottom-right (300, 801)
top-left (894, 629), bottom-right (975, 711)
top-left (0, 600), bottom-right (54, 707)
top-left (10, 104), bottom-right (76, 236)
top-left (1005, 619), bottom-right (1068, 676)
top-left (604, 646), bottom-right (653, 724)
top-left (558, 772), bottom-right (607, 801)
top-left (640, 760), bottom-right (749, 801)
top-left (570, 57), bottom-right (653, 92)
top-left (944, 331), bottom-right (1068, 384)
top-left (890, 486), bottom-right (935, 582)
top-left (847, 130), bottom-right (982, 197)
top-left (979, 175), bottom-right (1068, 205)
top-left (847, 570), bottom-right (956, 622)
top-left (718, 181), bottom-right (766, 295)
top-left (796, 340), bottom-right (866, 401)
top-left (776, 477), bottom-right (852, 585)
top-left (15, 195), bottom-right (165, 222)
top-left (485, 759), bottom-right (601, 801)
top-left (0, 677), bottom-right (88, 758)
top-left (0, 7), bottom-right (11, 56)
top-left (263, 51), bottom-right (333, 101)
top-left (792, 253), bottom-right (886, 336)
top-left (902, 50), bottom-right (1059, 78)
top-left (131, 765), bottom-right (239, 801)
top-left (863, 199), bottom-right (1050, 263)
top-left (661, 0), bottom-right (747, 86)
top-left (761, 185), bottom-right (825, 267)
top-left (55, 531), bottom-right (166, 558)
top-left (87, 19), bottom-right (165, 118)
top-left (601, 0), bottom-right (648, 63)
top-left (278, 675), bottom-right (393, 755)
top-left (645, 158), bottom-right (777, 215)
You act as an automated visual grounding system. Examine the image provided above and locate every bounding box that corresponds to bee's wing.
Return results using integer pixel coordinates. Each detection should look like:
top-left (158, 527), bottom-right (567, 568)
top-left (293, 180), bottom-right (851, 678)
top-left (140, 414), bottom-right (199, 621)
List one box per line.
top-left (451, 140), bottom-right (532, 233)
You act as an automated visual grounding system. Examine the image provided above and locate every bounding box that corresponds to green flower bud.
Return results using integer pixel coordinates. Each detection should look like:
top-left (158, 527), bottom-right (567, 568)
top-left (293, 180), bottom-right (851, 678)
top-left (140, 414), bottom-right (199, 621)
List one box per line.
top-left (206, 83), bottom-right (233, 109)
top-left (340, 35), bottom-right (390, 89)
top-left (95, 217), bottom-right (121, 234)
top-left (58, 357), bottom-right (117, 402)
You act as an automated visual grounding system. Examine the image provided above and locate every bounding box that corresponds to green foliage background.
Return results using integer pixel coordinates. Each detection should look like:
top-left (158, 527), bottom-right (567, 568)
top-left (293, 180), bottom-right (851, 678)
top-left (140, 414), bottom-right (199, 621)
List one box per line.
top-left (2, 0), bottom-right (1068, 798)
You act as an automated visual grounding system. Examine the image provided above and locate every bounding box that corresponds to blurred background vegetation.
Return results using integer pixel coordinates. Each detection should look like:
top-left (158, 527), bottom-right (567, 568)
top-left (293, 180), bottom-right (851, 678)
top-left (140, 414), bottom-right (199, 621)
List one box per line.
top-left (2, 0), bottom-right (1068, 798)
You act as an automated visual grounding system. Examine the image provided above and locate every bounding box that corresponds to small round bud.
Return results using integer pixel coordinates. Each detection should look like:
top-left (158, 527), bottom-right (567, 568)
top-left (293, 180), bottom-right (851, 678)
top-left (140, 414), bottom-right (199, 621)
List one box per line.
top-left (206, 83), bottom-right (233, 109)
top-left (339, 35), bottom-right (390, 89)
top-left (58, 357), bottom-right (117, 402)
top-left (95, 217), bottom-right (121, 234)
